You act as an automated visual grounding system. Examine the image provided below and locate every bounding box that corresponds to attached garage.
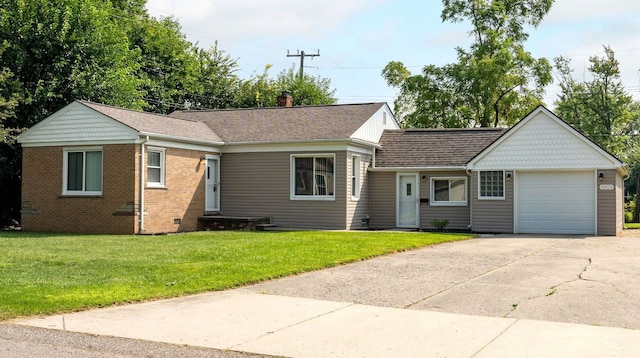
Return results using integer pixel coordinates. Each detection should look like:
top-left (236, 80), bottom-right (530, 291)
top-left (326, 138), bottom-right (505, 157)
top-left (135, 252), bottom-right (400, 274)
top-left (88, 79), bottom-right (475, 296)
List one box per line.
top-left (516, 171), bottom-right (595, 234)
top-left (467, 106), bottom-right (627, 236)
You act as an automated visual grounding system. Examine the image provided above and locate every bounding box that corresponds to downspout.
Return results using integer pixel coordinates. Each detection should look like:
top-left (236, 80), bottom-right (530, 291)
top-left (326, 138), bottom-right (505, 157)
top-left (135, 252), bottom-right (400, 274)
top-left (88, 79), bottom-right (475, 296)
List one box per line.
top-left (466, 169), bottom-right (473, 229)
top-left (139, 136), bottom-right (149, 233)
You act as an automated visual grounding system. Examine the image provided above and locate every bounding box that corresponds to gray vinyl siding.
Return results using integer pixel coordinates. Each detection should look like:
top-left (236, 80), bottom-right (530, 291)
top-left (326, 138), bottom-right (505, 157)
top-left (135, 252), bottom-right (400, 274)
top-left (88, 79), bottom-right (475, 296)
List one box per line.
top-left (220, 151), bottom-right (347, 229)
top-left (471, 171), bottom-right (514, 233)
top-left (420, 171), bottom-right (470, 231)
top-left (597, 169), bottom-right (622, 236)
top-left (347, 152), bottom-right (372, 230)
top-left (368, 171), bottom-right (396, 229)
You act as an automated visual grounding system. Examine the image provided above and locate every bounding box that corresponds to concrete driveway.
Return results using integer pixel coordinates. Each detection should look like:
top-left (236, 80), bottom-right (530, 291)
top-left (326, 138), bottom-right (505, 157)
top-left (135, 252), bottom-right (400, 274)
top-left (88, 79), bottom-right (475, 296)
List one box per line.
top-left (239, 234), bottom-right (640, 330)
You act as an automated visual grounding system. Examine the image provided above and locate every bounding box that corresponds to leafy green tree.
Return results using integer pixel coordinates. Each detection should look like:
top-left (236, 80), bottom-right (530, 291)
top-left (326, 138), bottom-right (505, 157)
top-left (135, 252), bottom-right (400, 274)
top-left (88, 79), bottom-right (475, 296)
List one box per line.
top-left (554, 46), bottom-right (636, 160)
top-left (274, 66), bottom-right (336, 106)
top-left (188, 43), bottom-right (240, 109)
top-left (234, 65), bottom-right (336, 108)
top-left (127, 15), bottom-right (203, 113)
top-left (554, 47), bottom-right (640, 221)
top-left (0, 0), bottom-right (144, 227)
top-left (383, 0), bottom-right (553, 128)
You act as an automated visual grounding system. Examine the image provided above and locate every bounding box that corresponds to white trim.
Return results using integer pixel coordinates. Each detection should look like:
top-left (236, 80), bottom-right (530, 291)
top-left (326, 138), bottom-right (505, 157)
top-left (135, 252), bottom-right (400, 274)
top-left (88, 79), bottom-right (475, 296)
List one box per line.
top-left (467, 106), bottom-right (624, 170)
top-left (61, 146), bottom-right (103, 196)
top-left (205, 155), bottom-right (221, 212)
top-left (430, 177), bottom-right (468, 206)
top-left (351, 154), bottom-right (361, 201)
top-left (21, 139), bottom-right (139, 147)
top-left (146, 147), bottom-right (166, 188)
top-left (369, 166), bottom-right (466, 172)
top-left (478, 170), bottom-right (506, 200)
top-left (290, 153), bottom-right (336, 201)
top-left (594, 170), bottom-right (599, 235)
top-left (396, 173), bottom-right (420, 228)
top-left (144, 138), bottom-right (221, 153)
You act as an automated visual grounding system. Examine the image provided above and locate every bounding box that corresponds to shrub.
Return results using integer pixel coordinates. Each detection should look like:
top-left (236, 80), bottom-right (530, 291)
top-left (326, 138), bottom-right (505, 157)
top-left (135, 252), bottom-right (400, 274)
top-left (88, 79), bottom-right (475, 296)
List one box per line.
top-left (431, 219), bottom-right (449, 231)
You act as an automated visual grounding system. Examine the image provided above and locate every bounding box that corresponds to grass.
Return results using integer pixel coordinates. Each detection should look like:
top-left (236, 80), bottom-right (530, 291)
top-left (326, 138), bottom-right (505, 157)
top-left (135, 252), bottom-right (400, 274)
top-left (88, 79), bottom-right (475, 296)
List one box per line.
top-left (0, 230), bottom-right (472, 320)
top-left (625, 223), bottom-right (640, 229)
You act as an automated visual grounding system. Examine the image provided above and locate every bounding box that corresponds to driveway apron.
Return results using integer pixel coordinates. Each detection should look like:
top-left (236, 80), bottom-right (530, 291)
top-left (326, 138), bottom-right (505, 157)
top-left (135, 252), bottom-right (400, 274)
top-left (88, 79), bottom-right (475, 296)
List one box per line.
top-left (239, 235), bottom-right (640, 330)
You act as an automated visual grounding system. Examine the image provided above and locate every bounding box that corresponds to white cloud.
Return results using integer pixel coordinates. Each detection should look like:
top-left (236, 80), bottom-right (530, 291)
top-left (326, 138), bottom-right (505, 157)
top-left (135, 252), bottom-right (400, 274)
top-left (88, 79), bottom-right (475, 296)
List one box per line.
top-left (147, 0), bottom-right (389, 44)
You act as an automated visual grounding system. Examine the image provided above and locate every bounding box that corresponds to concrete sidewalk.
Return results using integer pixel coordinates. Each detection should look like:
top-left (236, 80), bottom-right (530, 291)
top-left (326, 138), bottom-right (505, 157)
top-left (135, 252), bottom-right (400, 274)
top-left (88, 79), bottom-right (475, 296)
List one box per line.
top-left (16, 290), bottom-right (640, 357)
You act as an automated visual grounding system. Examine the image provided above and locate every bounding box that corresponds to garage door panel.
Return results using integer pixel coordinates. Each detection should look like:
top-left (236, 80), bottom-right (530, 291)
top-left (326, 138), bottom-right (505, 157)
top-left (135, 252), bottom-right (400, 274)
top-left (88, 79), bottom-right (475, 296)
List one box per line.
top-left (516, 172), bottom-right (595, 235)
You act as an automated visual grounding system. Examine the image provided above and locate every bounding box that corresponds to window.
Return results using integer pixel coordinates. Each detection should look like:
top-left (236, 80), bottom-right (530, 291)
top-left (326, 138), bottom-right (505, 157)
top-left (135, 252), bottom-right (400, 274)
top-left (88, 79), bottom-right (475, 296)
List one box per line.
top-left (479, 171), bottom-right (505, 199)
top-left (147, 148), bottom-right (165, 187)
top-left (63, 147), bottom-right (103, 195)
top-left (291, 154), bottom-right (335, 199)
top-left (430, 177), bottom-right (467, 206)
top-left (351, 155), bottom-right (361, 200)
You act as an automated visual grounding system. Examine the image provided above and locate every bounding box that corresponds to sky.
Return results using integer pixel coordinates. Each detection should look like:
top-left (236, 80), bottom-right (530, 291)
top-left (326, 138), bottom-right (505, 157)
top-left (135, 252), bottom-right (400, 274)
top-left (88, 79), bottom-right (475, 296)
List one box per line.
top-left (145, 0), bottom-right (640, 109)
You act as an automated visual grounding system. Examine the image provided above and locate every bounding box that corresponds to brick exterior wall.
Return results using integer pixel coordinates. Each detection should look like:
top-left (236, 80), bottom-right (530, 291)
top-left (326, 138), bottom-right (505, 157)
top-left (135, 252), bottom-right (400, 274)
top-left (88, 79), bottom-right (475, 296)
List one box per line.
top-left (21, 145), bottom-right (209, 234)
top-left (21, 145), bottom-right (137, 234)
top-left (143, 148), bottom-right (206, 233)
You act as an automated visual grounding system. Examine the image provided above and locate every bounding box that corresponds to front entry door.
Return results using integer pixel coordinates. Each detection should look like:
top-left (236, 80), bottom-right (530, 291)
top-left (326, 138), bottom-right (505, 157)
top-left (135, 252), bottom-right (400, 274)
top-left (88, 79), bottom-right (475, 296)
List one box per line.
top-left (397, 174), bottom-right (419, 228)
top-left (205, 157), bottom-right (220, 212)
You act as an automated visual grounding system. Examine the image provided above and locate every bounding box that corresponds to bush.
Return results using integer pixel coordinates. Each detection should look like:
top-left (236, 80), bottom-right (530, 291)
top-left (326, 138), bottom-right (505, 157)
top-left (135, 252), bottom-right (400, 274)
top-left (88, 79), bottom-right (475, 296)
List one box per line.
top-left (430, 219), bottom-right (449, 231)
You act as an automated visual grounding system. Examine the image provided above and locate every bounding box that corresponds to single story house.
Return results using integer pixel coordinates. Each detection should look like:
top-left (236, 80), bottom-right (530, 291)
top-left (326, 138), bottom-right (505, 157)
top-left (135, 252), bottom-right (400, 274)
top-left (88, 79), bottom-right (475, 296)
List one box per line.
top-left (18, 95), bottom-right (628, 235)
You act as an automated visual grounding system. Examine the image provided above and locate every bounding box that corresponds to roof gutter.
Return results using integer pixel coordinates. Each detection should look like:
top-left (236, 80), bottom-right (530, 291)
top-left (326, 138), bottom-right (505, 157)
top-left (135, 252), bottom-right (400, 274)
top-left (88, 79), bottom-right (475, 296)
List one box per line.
top-left (137, 131), bottom-right (224, 147)
top-left (222, 137), bottom-right (382, 149)
top-left (368, 166), bottom-right (467, 172)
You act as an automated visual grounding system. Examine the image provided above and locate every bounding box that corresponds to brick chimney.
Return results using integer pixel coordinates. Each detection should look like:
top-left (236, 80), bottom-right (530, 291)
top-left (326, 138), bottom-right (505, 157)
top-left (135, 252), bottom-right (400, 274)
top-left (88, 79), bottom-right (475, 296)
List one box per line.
top-left (277, 90), bottom-right (293, 107)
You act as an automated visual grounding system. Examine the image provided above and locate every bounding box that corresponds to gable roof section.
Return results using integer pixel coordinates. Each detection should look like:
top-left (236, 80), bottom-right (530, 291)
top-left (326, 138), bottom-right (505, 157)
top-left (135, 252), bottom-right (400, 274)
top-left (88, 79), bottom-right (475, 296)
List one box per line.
top-left (169, 103), bottom-right (388, 143)
top-left (80, 101), bottom-right (222, 143)
top-left (18, 101), bottom-right (223, 146)
top-left (18, 101), bottom-right (139, 145)
top-left (375, 128), bottom-right (506, 168)
top-left (467, 106), bottom-right (625, 171)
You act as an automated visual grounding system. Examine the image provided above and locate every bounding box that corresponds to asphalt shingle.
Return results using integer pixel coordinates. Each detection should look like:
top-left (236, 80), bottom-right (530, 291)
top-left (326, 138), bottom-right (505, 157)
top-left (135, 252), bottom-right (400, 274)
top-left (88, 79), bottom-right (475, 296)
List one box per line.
top-left (376, 128), bottom-right (506, 168)
top-left (169, 103), bottom-right (387, 143)
top-left (79, 101), bottom-right (223, 143)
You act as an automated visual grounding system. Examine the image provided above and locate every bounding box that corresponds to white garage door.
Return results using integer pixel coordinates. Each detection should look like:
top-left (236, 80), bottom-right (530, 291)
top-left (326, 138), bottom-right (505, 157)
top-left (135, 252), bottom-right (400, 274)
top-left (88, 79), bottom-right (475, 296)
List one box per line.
top-left (516, 172), bottom-right (595, 234)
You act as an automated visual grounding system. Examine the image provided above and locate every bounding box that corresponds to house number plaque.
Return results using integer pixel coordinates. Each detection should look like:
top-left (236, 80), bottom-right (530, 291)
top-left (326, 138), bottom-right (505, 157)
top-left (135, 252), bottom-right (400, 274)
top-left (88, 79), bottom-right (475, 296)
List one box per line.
top-left (599, 184), bottom-right (614, 190)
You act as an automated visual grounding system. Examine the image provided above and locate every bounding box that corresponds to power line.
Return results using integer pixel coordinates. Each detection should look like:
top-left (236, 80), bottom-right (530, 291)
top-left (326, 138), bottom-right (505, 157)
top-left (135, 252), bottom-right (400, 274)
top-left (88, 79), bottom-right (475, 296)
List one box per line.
top-left (286, 50), bottom-right (320, 79)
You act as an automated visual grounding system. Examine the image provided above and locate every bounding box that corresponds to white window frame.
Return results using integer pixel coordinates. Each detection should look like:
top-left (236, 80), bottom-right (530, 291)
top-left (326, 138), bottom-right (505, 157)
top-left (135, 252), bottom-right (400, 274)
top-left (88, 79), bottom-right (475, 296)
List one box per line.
top-left (430, 177), bottom-right (467, 206)
top-left (146, 147), bottom-right (166, 188)
top-left (290, 153), bottom-right (336, 201)
top-left (62, 146), bottom-right (103, 196)
top-left (478, 170), bottom-right (505, 200)
top-left (351, 154), bottom-right (361, 201)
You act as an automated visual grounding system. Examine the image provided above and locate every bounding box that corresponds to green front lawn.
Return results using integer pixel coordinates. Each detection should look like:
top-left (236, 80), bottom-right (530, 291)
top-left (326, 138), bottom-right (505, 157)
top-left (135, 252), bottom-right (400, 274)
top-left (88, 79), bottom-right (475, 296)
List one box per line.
top-left (625, 223), bottom-right (640, 229)
top-left (0, 230), bottom-right (471, 320)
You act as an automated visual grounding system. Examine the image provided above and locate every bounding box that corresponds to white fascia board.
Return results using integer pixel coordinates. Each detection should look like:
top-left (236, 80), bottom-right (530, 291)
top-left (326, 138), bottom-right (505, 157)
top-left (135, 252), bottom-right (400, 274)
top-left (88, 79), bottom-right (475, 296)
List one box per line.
top-left (144, 138), bottom-right (221, 152)
top-left (137, 131), bottom-right (224, 147)
top-left (20, 139), bottom-right (139, 147)
top-left (369, 166), bottom-right (466, 172)
top-left (468, 106), bottom-right (624, 169)
top-left (221, 138), bottom-right (379, 154)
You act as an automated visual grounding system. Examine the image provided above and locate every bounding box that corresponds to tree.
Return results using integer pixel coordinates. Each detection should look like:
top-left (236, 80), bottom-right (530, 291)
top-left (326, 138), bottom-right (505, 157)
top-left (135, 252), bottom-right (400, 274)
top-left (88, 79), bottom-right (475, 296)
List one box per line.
top-left (234, 65), bottom-right (336, 108)
top-left (554, 46), bottom-right (636, 160)
top-left (0, 0), bottom-right (146, 227)
top-left (554, 46), bottom-right (640, 221)
top-left (188, 43), bottom-right (240, 110)
top-left (382, 0), bottom-right (553, 128)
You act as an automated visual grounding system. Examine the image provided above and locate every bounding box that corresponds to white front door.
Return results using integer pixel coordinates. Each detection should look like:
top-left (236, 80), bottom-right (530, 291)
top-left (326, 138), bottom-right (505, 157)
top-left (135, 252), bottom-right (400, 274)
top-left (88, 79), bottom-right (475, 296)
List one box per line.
top-left (397, 174), bottom-right (419, 228)
top-left (205, 157), bottom-right (220, 212)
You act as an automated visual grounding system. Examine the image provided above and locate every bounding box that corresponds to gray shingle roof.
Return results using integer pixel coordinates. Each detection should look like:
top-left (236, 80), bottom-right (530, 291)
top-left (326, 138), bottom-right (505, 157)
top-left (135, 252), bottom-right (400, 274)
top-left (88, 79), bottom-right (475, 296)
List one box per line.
top-left (79, 101), bottom-right (223, 143)
top-left (169, 103), bottom-right (386, 143)
top-left (376, 128), bottom-right (506, 167)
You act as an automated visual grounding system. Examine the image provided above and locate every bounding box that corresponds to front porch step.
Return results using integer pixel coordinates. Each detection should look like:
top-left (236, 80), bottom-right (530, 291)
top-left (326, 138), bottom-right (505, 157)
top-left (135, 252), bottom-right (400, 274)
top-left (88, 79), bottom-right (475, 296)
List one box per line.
top-left (197, 215), bottom-right (271, 231)
top-left (255, 223), bottom-right (279, 231)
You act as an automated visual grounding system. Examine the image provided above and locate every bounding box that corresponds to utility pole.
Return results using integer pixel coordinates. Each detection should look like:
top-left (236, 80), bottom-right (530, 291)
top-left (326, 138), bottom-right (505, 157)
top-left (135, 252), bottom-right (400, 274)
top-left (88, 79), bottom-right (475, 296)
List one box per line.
top-left (287, 50), bottom-right (320, 79)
